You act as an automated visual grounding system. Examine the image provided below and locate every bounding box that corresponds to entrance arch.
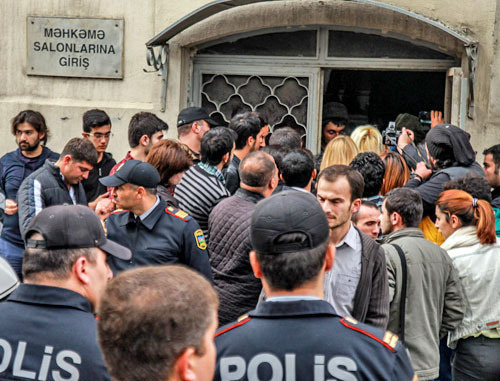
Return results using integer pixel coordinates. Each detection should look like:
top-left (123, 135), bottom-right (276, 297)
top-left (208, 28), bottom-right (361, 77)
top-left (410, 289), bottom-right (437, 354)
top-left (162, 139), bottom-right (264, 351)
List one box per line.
top-left (146, 0), bottom-right (477, 152)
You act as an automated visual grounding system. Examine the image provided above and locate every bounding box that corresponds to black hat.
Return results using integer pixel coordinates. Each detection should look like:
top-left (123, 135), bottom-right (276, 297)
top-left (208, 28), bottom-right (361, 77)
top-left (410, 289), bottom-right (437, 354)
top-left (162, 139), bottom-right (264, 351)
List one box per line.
top-left (395, 113), bottom-right (428, 145)
top-left (425, 124), bottom-right (475, 167)
top-left (250, 191), bottom-right (329, 254)
top-left (24, 205), bottom-right (132, 260)
top-left (177, 107), bottom-right (217, 127)
top-left (322, 102), bottom-right (349, 123)
top-left (99, 160), bottom-right (160, 188)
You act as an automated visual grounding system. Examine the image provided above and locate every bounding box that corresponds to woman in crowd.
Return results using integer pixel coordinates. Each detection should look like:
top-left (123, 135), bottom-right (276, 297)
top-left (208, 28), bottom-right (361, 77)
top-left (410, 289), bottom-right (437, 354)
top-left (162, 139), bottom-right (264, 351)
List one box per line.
top-left (436, 189), bottom-right (500, 380)
top-left (379, 151), bottom-right (410, 195)
top-left (351, 125), bottom-right (384, 155)
top-left (146, 139), bottom-right (193, 207)
top-left (320, 135), bottom-right (358, 171)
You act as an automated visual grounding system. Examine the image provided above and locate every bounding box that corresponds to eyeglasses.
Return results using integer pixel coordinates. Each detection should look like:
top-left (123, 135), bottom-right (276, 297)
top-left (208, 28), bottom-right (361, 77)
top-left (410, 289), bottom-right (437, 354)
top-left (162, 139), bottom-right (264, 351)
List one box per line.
top-left (87, 132), bottom-right (113, 140)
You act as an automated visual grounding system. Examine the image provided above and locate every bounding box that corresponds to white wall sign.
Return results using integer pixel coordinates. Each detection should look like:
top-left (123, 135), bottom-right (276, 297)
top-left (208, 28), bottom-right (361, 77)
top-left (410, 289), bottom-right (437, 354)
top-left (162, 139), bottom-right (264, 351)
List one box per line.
top-left (27, 16), bottom-right (124, 79)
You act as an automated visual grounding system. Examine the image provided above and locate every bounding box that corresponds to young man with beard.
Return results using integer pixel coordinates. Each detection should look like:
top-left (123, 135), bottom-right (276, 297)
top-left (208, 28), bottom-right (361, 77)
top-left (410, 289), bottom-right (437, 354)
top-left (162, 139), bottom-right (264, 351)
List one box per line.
top-left (316, 165), bottom-right (389, 329)
top-left (175, 127), bottom-right (236, 239)
top-left (0, 110), bottom-right (59, 278)
top-left (225, 112), bottom-right (267, 194)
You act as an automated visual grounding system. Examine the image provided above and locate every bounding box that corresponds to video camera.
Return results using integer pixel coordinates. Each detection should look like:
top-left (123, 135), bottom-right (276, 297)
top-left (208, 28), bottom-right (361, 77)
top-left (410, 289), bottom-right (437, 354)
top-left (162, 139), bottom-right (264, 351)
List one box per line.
top-left (382, 121), bottom-right (401, 147)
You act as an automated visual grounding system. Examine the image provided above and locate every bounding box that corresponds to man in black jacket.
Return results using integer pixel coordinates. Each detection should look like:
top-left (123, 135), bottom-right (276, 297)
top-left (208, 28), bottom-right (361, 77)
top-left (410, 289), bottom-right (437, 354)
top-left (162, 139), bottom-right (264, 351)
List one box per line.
top-left (81, 109), bottom-right (116, 205)
top-left (0, 110), bottom-right (59, 279)
top-left (225, 112), bottom-right (267, 194)
top-left (208, 151), bottom-right (277, 325)
top-left (18, 138), bottom-right (98, 238)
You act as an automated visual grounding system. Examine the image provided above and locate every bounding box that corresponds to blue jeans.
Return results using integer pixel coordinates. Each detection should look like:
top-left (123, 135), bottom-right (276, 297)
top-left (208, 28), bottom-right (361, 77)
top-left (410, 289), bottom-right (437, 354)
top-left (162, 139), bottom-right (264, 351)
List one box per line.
top-left (453, 336), bottom-right (500, 380)
top-left (0, 237), bottom-right (24, 280)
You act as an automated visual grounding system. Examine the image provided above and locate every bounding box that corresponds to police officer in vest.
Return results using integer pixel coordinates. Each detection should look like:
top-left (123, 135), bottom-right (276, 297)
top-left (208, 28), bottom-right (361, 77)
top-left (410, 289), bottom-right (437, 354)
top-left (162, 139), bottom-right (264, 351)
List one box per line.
top-left (98, 160), bottom-right (212, 281)
top-left (0, 204), bottom-right (131, 380)
top-left (214, 190), bottom-right (416, 380)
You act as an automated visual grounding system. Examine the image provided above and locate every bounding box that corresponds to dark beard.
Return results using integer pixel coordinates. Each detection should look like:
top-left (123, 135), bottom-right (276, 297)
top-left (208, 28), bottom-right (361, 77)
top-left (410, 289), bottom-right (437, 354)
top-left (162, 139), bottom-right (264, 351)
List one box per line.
top-left (19, 141), bottom-right (40, 152)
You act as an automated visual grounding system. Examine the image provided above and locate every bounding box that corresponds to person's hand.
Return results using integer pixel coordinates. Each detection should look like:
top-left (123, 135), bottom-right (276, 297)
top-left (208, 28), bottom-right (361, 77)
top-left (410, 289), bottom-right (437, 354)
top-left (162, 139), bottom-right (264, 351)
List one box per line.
top-left (96, 197), bottom-right (116, 221)
top-left (5, 199), bottom-right (18, 215)
top-left (414, 161), bottom-right (432, 181)
top-left (430, 110), bottom-right (444, 128)
top-left (88, 192), bottom-right (110, 211)
top-left (397, 127), bottom-right (414, 152)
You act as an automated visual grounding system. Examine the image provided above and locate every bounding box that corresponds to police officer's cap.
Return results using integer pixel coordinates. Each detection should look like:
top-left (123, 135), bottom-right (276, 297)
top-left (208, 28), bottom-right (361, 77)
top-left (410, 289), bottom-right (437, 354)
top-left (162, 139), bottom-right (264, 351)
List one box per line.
top-left (250, 191), bottom-right (329, 254)
top-left (177, 107), bottom-right (217, 127)
top-left (24, 205), bottom-right (132, 260)
top-left (99, 160), bottom-right (160, 188)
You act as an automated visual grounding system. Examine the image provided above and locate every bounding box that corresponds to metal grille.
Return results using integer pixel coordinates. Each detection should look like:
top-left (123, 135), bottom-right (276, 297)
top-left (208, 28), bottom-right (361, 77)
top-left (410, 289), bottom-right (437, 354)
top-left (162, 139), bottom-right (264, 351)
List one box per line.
top-left (201, 74), bottom-right (309, 139)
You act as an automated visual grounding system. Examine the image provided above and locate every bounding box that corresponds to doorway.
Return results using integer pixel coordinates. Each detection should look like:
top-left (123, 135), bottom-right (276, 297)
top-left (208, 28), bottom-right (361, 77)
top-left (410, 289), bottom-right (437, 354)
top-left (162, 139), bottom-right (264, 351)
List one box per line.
top-left (323, 69), bottom-right (446, 133)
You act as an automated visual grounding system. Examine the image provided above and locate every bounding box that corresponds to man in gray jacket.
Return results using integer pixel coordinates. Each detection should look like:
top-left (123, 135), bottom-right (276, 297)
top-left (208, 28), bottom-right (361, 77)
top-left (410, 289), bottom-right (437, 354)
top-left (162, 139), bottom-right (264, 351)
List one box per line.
top-left (380, 188), bottom-right (465, 380)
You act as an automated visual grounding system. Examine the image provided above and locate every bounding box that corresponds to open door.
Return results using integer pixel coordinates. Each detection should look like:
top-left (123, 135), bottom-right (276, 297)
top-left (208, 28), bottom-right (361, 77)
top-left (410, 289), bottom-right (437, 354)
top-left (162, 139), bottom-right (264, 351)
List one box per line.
top-left (444, 67), bottom-right (468, 128)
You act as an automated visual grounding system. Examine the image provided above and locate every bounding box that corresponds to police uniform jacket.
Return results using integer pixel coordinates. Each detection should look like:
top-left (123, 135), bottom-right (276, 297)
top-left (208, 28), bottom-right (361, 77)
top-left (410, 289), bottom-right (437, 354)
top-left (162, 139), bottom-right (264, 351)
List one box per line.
top-left (105, 198), bottom-right (213, 281)
top-left (0, 284), bottom-right (110, 380)
top-left (214, 299), bottom-right (415, 381)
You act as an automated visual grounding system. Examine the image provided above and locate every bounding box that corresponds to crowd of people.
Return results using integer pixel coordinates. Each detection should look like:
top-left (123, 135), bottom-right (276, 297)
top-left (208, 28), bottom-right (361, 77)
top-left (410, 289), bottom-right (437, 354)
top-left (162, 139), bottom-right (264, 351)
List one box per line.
top-left (0, 103), bottom-right (499, 381)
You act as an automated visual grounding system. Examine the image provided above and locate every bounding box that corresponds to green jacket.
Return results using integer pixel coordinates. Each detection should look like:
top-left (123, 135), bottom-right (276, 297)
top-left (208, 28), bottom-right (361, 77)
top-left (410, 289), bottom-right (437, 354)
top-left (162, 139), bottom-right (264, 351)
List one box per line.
top-left (381, 228), bottom-right (465, 380)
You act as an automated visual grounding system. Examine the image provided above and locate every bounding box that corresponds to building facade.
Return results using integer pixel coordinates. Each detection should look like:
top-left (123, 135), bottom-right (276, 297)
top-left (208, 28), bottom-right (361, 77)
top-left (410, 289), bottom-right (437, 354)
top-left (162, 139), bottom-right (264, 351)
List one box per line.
top-left (1, 0), bottom-right (499, 157)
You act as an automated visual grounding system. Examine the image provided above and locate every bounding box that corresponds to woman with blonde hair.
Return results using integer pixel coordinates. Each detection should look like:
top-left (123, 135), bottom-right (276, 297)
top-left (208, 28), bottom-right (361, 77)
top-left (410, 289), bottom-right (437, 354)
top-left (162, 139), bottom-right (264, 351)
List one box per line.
top-left (379, 151), bottom-right (410, 195)
top-left (436, 189), bottom-right (500, 380)
top-left (351, 125), bottom-right (384, 155)
top-left (320, 135), bottom-right (358, 171)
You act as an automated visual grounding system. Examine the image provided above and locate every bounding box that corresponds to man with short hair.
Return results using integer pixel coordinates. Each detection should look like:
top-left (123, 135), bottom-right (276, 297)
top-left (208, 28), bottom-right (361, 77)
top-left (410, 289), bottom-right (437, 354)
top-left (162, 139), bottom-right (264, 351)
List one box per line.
top-left (18, 137), bottom-right (98, 238)
top-left (316, 165), bottom-right (389, 329)
top-left (99, 160), bottom-right (212, 281)
top-left (380, 188), bottom-right (465, 380)
top-left (214, 191), bottom-right (415, 380)
top-left (109, 112), bottom-right (168, 176)
top-left (280, 149), bottom-right (316, 192)
top-left (209, 151), bottom-right (278, 325)
top-left (349, 152), bottom-right (386, 209)
top-left (0, 204), bottom-right (131, 380)
top-left (81, 109), bottom-right (116, 204)
top-left (177, 106), bottom-right (217, 163)
top-left (175, 127), bottom-right (236, 238)
top-left (0, 110), bottom-right (59, 278)
top-left (483, 144), bottom-right (500, 210)
top-left (98, 265), bottom-right (218, 381)
top-left (225, 112), bottom-right (267, 194)
top-left (268, 126), bottom-right (301, 150)
top-left (352, 200), bottom-right (381, 239)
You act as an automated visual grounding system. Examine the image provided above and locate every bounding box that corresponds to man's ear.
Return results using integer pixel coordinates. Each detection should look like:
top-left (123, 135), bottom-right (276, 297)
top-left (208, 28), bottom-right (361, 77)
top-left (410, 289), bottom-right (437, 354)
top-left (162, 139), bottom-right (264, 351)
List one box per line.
top-left (279, 173), bottom-right (285, 183)
top-left (247, 135), bottom-right (255, 148)
top-left (249, 251), bottom-right (263, 279)
top-left (391, 212), bottom-right (401, 227)
top-left (311, 168), bottom-right (317, 180)
top-left (324, 244), bottom-right (335, 271)
top-left (222, 152), bottom-right (230, 165)
top-left (73, 257), bottom-right (91, 285)
top-left (351, 198), bottom-right (361, 214)
top-left (174, 347), bottom-right (197, 381)
top-left (140, 134), bottom-right (150, 147)
top-left (63, 155), bottom-right (73, 165)
top-left (135, 186), bottom-right (146, 199)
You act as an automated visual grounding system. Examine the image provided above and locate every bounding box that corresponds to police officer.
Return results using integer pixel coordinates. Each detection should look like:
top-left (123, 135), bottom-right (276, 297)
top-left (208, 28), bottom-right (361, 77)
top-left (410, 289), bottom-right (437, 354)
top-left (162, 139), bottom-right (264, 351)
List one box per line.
top-left (0, 204), bottom-right (131, 380)
top-left (99, 160), bottom-right (213, 281)
top-left (214, 191), bottom-right (416, 380)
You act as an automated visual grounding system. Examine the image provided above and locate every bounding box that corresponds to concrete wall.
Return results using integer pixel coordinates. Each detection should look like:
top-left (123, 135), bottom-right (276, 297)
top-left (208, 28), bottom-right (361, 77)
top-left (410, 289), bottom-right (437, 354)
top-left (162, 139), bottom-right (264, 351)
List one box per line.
top-left (0, 0), bottom-right (163, 160)
top-left (1, 0), bottom-right (498, 159)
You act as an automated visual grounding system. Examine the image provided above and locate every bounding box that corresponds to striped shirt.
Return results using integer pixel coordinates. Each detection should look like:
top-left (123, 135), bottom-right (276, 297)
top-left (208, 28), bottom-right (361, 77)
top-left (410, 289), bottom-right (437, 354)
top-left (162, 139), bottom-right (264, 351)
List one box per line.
top-left (174, 164), bottom-right (230, 239)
